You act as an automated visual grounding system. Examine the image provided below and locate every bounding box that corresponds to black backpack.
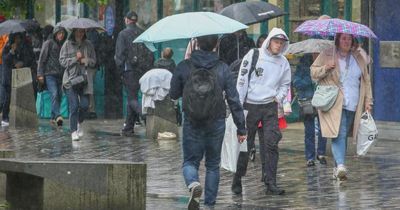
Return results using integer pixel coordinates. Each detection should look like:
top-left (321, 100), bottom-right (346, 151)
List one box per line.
top-left (182, 61), bottom-right (224, 126)
top-left (228, 48), bottom-right (259, 83)
top-left (126, 29), bottom-right (154, 77)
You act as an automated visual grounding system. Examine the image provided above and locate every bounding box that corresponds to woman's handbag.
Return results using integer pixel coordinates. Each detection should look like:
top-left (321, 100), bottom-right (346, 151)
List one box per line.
top-left (311, 85), bottom-right (339, 112)
top-left (70, 74), bottom-right (87, 88)
top-left (298, 98), bottom-right (316, 115)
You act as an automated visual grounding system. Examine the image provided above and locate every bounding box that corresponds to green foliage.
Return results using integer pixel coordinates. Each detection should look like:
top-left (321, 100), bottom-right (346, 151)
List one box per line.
top-left (78, 0), bottom-right (108, 7)
top-left (0, 0), bottom-right (28, 18)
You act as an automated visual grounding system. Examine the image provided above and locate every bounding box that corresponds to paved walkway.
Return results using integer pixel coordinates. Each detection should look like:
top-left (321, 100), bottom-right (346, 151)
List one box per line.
top-left (0, 119), bottom-right (399, 209)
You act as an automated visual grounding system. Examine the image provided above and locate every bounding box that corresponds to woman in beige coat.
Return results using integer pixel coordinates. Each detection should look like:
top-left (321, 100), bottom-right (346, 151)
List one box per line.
top-left (311, 33), bottom-right (373, 181)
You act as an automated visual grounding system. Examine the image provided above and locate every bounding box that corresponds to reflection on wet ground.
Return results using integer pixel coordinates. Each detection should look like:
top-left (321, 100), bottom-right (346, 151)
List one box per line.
top-left (0, 119), bottom-right (399, 209)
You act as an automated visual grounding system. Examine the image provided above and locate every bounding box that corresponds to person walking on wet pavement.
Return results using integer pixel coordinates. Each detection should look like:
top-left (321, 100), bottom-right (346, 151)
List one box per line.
top-left (1, 32), bottom-right (35, 126)
top-left (170, 34), bottom-right (246, 210)
top-left (60, 28), bottom-right (96, 141)
top-left (37, 26), bottom-right (67, 127)
top-left (233, 28), bottom-right (291, 195)
top-left (311, 33), bottom-right (373, 181)
top-left (293, 53), bottom-right (327, 167)
top-left (115, 11), bottom-right (154, 136)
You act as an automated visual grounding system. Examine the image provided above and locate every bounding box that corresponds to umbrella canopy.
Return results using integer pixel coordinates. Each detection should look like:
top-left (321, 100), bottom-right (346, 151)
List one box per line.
top-left (57, 17), bottom-right (104, 30)
top-left (133, 12), bottom-right (248, 46)
top-left (21, 19), bottom-right (41, 33)
top-left (220, 1), bottom-right (287, 25)
top-left (287, 39), bottom-right (333, 54)
top-left (0, 20), bottom-right (25, 36)
top-left (294, 18), bottom-right (377, 39)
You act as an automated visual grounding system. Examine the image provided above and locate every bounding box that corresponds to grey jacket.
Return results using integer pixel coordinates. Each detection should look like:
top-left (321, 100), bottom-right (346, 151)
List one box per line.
top-left (60, 38), bottom-right (96, 90)
top-left (37, 26), bottom-right (67, 77)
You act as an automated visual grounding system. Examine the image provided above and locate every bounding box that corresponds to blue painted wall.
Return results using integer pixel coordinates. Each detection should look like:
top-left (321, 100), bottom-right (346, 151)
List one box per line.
top-left (372, 0), bottom-right (400, 122)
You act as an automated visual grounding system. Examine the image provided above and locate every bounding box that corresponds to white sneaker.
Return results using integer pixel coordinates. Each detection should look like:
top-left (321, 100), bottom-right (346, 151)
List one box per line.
top-left (77, 123), bottom-right (84, 137)
top-left (335, 165), bottom-right (347, 181)
top-left (1, 121), bottom-right (9, 127)
top-left (71, 131), bottom-right (79, 141)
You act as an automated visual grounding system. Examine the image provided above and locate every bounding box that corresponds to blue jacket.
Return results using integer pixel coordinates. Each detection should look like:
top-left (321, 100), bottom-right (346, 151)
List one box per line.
top-left (170, 50), bottom-right (246, 135)
top-left (293, 54), bottom-right (315, 100)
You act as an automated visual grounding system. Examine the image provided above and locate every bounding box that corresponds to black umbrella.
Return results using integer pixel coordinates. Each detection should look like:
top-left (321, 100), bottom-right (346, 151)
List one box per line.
top-left (220, 1), bottom-right (287, 25)
top-left (0, 20), bottom-right (25, 36)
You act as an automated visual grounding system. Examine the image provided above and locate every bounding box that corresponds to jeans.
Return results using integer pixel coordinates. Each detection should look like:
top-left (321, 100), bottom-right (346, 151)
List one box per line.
top-left (331, 109), bottom-right (355, 166)
top-left (122, 71), bottom-right (140, 130)
top-left (66, 87), bottom-right (89, 132)
top-left (236, 102), bottom-right (282, 185)
top-left (304, 115), bottom-right (327, 160)
top-left (182, 118), bottom-right (225, 206)
top-left (45, 75), bottom-right (62, 120)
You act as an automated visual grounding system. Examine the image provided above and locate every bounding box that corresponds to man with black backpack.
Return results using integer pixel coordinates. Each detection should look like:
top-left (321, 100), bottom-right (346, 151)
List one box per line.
top-left (170, 35), bottom-right (246, 210)
top-left (115, 11), bottom-right (154, 136)
top-left (232, 28), bottom-right (291, 196)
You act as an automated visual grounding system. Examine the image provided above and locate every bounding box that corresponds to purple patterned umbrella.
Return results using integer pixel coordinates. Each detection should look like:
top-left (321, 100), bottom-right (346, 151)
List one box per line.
top-left (294, 18), bottom-right (377, 39)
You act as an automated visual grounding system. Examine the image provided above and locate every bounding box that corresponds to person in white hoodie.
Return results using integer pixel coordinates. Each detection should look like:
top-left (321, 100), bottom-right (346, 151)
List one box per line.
top-left (232, 28), bottom-right (291, 195)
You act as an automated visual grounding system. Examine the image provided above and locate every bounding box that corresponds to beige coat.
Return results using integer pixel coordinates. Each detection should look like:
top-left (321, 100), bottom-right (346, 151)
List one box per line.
top-left (310, 47), bottom-right (373, 143)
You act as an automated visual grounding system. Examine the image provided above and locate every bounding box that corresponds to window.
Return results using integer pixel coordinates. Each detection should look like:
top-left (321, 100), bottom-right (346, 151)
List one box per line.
top-left (35, 0), bottom-right (56, 25)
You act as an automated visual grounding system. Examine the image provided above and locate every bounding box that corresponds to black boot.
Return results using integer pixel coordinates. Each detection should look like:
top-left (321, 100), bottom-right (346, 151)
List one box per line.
top-left (265, 183), bottom-right (285, 195)
top-left (231, 175), bottom-right (242, 194)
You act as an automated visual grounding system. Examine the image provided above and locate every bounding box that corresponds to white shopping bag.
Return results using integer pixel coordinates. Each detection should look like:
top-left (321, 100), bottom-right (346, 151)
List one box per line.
top-left (357, 112), bottom-right (378, 156)
top-left (221, 112), bottom-right (247, 173)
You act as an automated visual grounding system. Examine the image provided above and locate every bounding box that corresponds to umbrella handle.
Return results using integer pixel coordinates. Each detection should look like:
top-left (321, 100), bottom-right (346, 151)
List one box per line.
top-left (237, 36), bottom-right (239, 60)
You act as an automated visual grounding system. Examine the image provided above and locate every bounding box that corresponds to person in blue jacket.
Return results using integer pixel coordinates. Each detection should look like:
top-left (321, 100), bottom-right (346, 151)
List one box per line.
top-left (293, 53), bottom-right (327, 167)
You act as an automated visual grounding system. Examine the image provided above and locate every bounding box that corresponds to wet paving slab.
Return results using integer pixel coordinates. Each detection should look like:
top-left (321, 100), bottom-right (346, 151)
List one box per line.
top-left (0, 119), bottom-right (399, 209)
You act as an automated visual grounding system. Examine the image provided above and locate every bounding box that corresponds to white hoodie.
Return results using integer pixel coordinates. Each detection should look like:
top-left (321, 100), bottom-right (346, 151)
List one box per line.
top-left (236, 27), bottom-right (291, 105)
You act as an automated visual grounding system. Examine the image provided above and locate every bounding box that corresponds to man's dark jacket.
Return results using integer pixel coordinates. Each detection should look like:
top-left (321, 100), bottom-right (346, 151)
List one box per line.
top-left (2, 33), bottom-right (34, 85)
top-left (170, 50), bottom-right (246, 135)
top-left (115, 23), bottom-right (153, 76)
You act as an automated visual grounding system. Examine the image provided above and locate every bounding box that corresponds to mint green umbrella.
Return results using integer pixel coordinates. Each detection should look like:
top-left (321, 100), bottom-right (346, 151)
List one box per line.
top-left (133, 12), bottom-right (248, 51)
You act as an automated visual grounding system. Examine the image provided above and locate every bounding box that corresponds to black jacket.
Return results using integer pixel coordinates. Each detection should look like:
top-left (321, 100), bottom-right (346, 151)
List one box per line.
top-left (2, 33), bottom-right (34, 85)
top-left (170, 50), bottom-right (246, 135)
top-left (219, 33), bottom-right (256, 66)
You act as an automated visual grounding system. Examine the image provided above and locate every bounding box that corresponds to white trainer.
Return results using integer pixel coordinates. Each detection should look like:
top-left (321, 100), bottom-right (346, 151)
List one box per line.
top-left (1, 121), bottom-right (9, 127)
top-left (77, 123), bottom-right (84, 137)
top-left (71, 131), bottom-right (80, 141)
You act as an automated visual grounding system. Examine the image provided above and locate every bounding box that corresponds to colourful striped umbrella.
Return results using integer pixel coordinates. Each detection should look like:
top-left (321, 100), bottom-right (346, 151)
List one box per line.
top-left (294, 18), bottom-right (377, 39)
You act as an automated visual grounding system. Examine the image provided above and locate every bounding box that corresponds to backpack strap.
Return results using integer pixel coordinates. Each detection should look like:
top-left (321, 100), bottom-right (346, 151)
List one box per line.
top-left (244, 48), bottom-right (259, 103)
top-left (248, 48), bottom-right (259, 84)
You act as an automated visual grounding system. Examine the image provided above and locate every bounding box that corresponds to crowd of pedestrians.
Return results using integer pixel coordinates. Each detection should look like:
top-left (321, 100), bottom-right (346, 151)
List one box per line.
top-left (0, 10), bottom-right (373, 210)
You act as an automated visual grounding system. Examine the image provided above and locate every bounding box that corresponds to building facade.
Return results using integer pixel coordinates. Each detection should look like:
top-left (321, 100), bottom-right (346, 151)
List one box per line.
top-left (8, 0), bottom-right (400, 137)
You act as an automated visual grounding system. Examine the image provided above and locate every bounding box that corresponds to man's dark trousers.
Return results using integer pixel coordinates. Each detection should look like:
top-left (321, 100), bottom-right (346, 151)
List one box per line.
top-left (235, 102), bottom-right (282, 185)
top-left (122, 71), bottom-right (140, 130)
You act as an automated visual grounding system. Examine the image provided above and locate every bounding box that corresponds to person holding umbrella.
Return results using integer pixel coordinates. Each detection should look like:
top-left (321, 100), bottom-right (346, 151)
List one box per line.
top-left (60, 28), bottom-right (96, 141)
top-left (293, 53), bottom-right (327, 167)
top-left (1, 32), bottom-right (35, 126)
top-left (310, 33), bottom-right (373, 180)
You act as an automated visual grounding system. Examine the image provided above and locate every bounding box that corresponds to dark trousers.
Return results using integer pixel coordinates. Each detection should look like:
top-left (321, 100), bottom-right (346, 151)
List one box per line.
top-left (122, 71), bottom-right (140, 130)
top-left (1, 84), bottom-right (10, 121)
top-left (235, 102), bottom-right (282, 185)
